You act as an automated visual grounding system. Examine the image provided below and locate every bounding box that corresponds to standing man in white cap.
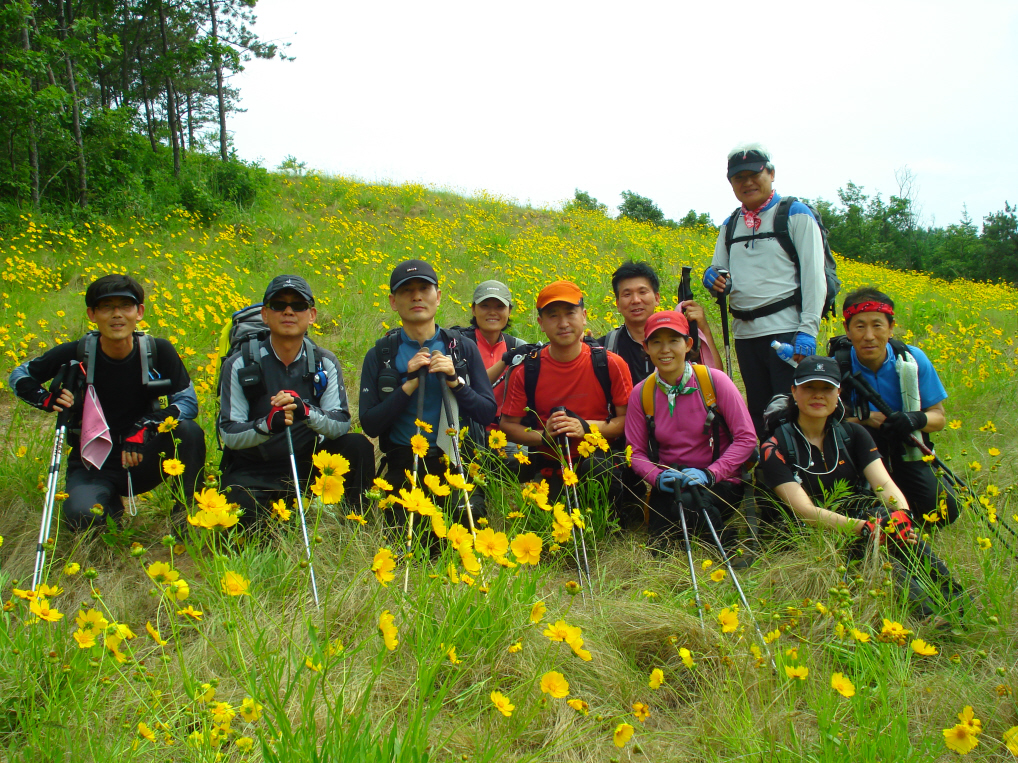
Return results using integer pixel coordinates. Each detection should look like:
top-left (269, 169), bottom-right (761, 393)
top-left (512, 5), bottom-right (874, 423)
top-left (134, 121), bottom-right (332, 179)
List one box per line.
top-left (704, 143), bottom-right (828, 439)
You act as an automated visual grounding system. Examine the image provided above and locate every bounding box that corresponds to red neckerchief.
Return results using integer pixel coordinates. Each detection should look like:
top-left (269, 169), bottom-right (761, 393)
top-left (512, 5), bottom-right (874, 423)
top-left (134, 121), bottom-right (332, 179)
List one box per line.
top-left (742, 191), bottom-right (775, 231)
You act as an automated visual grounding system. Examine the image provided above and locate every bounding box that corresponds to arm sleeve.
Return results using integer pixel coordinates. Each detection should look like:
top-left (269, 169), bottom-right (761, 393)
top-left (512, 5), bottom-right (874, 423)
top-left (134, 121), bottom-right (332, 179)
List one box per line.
top-left (759, 437), bottom-right (797, 490)
top-left (787, 209), bottom-right (826, 337)
top-left (358, 346), bottom-right (412, 439)
top-left (308, 353), bottom-right (352, 439)
top-left (218, 352), bottom-right (271, 450)
top-left (711, 223), bottom-right (731, 270)
top-left (909, 346), bottom-right (948, 408)
top-left (9, 341), bottom-right (79, 409)
top-left (624, 382), bottom-right (662, 486)
top-left (707, 371), bottom-right (757, 482)
top-left (454, 340), bottom-right (497, 425)
top-left (607, 352), bottom-right (634, 406)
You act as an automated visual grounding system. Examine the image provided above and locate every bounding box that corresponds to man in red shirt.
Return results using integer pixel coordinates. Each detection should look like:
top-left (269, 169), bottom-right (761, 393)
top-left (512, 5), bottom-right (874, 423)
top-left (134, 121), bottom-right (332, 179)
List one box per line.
top-left (501, 280), bottom-right (633, 512)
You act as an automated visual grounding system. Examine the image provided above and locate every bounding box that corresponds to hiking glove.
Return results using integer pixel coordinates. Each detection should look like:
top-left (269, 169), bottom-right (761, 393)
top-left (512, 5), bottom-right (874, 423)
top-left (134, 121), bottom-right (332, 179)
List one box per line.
top-left (282, 390), bottom-right (311, 421)
top-left (793, 332), bottom-right (816, 357)
top-left (265, 404), bottom-right (290, 434)
top-left (678, 468), bottom-right (714, 488)
top-left (861, 509), bottom-right (914, 548)
top-left (123, 410), bottom-right (171, 455)
top-left (501, 343), bottom-right (541, 367)
top-left (656, 469), bottom-right (682, 493)
top-left (881, 410), bottom-right (927, 441)
top-left (702, 266), bottom-right (732, 295)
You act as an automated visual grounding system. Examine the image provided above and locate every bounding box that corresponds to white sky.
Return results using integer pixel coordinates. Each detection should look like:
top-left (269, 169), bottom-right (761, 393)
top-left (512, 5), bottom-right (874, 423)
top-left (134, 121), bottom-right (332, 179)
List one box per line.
top-left (230, 0), bottom-right (1018, 229)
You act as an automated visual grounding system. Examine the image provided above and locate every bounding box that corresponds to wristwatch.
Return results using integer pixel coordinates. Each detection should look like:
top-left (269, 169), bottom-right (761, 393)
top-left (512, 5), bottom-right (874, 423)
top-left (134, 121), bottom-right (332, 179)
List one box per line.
top-left (449, 376), bottom-right (466, 391)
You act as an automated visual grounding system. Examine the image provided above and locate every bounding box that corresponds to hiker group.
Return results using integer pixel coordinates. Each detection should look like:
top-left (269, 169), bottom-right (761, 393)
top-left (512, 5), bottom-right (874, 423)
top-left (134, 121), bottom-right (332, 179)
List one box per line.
top-left (13, 142), bottom-right (991, 621)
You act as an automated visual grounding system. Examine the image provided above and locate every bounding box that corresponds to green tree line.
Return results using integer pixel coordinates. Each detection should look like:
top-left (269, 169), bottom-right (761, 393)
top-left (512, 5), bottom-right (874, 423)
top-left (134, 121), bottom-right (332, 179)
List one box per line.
top-left (0, 0), bottom-right (285, 217)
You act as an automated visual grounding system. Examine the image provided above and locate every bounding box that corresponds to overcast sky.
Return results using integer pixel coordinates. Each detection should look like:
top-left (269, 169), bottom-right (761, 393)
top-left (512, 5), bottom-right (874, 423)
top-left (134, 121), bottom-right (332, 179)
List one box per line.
top-left (230, 0), bottom-right (1017, 229)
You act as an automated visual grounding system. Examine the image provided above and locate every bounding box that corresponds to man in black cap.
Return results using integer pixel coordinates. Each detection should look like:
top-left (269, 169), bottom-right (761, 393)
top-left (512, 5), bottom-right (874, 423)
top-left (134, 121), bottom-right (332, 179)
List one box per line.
top-left (9, 274), bottom-right (206, 530)
top-left (219, 274), bottom-right (373, 523)
top-left (703, 142), bottom-right (828, 438)
top-left (359, 260), bottom-right (496, 529)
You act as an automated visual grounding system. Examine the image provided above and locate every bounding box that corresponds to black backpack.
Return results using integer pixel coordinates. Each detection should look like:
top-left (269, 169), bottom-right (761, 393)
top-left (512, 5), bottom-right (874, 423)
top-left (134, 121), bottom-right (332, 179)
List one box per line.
top-left (827, 335), bottom-right (912, 420)
top-left (724, 196), bottom-right (841, 321)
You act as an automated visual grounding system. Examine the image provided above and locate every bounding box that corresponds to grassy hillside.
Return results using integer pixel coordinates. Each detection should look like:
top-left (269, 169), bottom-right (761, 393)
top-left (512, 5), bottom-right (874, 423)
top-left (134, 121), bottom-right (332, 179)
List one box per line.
top-left (0, 175), bottom-right (1016, 762)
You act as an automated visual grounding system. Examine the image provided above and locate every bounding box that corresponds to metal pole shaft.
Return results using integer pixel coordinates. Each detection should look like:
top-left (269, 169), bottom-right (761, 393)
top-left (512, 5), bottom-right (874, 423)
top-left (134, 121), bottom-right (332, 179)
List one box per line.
top-left (677, 498), bottom-right (705, 629)
top-left (33, 424), bottom-right (66, 591)
top-left (562, 439), bottom-right (594, 595)
top-left (286, 426), bottom-right (319, 609)
top-left (404, 367), bottom-right (427, 592)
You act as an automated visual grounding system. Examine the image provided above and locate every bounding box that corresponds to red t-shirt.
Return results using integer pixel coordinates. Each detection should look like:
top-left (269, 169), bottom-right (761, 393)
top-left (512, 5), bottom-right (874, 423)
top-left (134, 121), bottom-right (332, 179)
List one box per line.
top-left (502, 343), bottom-right (633, 456)
top-left (475, 331), bottom-right (509, 420)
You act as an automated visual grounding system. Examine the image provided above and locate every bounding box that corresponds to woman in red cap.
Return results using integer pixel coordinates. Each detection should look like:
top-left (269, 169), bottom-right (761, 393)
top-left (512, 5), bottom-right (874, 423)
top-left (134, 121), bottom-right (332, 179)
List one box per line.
top-left (624, 310), bottom-right (756, 550)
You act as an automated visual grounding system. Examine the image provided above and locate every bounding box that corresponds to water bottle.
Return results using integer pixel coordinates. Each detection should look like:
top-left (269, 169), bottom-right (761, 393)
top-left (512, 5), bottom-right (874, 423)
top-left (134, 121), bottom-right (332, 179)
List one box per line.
top-left (771, 340), bottom-right (798, 367)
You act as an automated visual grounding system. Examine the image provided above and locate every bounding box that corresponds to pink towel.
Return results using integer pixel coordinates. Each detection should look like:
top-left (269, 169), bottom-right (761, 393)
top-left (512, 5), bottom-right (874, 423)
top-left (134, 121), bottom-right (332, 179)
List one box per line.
top-left (80, 385), bottom-right (112, 470)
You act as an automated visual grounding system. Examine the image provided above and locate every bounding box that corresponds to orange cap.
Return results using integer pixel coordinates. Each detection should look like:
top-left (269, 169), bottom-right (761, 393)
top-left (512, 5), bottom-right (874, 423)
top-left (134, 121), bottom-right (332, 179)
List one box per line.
top-left (535, 280), bottom-right (584, 310)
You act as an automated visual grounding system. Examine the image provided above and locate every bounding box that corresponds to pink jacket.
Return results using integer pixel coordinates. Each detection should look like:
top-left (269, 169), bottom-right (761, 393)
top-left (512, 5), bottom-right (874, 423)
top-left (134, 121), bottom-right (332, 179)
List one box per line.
top-left (624, 368), bottom-right (757, 486)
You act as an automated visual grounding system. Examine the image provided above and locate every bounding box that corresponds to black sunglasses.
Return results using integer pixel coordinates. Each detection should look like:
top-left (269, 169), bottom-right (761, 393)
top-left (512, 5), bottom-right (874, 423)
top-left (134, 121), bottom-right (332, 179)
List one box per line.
top-left (266, 299), bottom-right (311, 313)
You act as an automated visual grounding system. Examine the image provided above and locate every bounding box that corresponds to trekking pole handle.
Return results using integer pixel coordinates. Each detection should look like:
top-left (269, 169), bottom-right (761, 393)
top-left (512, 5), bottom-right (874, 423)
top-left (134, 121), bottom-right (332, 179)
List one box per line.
top-left (430, 348), bottom-right (458, 381)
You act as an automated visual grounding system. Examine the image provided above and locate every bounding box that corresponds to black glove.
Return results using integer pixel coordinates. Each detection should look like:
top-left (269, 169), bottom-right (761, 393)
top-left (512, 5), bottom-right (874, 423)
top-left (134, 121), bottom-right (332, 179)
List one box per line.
top-left (123, 410), bottom-right (172, 455)
top-left (681, 485), bottom-right (723, 535)
top-left (502, 343), bottom-right (542, 367)
top-left (881, 410), bottom-right (927, 441)
top-left (861, 508), bottom-right (914, 548)
top-left (282, 390), bottom-right (311, 421)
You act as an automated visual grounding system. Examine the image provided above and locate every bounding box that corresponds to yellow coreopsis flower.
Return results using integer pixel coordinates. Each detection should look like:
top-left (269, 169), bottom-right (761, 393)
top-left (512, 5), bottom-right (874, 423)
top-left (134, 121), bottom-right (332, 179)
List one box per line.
top-left (76, 608), bottom-right (108, 634)
top-left (220, 571), bottom-right (250, 597)
top-left (1003, 726), bottom-right (1018, 756)
top-left (561, 467), bottom-right (578, 487)
top-left (72, 629), bottom-right (96, 648)
top-left (372, 548), bottom-right (396, 587)
top-left (543, 619), bottom-right (573, 642)
top-left (948, 419), bottom-right (962, 430)
top-left (138, 721), bottom-right (156, 741)
top-left (577, 440), bottom-right (595, 458)
top-left (679, 648), bottom-right (694, 668)
top-left (490, 691), bottom-right (514, 717)
top-left (422, 473), bottom-right (451, 496)
top-left (445, 470), bottom-right (474, 492)
top-left (632, 702), bottom-right (650, 722)
top-left (415, 418), bottom-right (434, 434)
top-left (514, 452), bottom-right (530, 465)
top-left (378, 610), bottom-right (399, 651)
top-left (236, 737), bottom-right (254, 753)
top-left (784, 665), bottom-right (808, 681)
top-left (446, 523), bottom-right (472, 552)
top-left (942, 705), bottom-right (981, 755)
top-left (911, 638), bottom-right (938, 656)
top-left (567, 698), bottom-right (589, 715)
top-left (530, 600), bottom-right (547, 624)
top-left (488, 430), bottom-right (508, 450)
top-left (510, 532), bottom-right (542, 565)
top-left (613, 722), bottom-right (634, 748)
top-left (145, 621), bottom-right (168, 646)
top-left (877, 619), bottom-right (913, 646)
top-left (162, 458), bottom-right (185, 476)
top-left (474, 527), bottom-right (508, 558)
top-left (395, 487), bottom-right (436, 516)
top-left (29, 598), bottom-right (63, 622)
top-left (146, 561), bottom-right (179, 584)
top-left (540, 670), bottom-right (569, 698)
top-left (312, 451), bottom-right (350, 477)
top-left (240, 697), bottom-right (262, 722)
top-left (373, 477), bottom-right (394, 492)
top-left (177, 606), bottom-right (203, 620)
top-left (63, 562), bottom-right (80, 576)
top-left (710, 569), bottom-right (726, 582)
top-left (976, 537), bottom-right (991, 550)
top-left (271, 499), bottom-right (292, 521)
top-left (830, 672), bottom-right (855, 697)
top-left (410, 434), bottom-right (429, 458)
top-left (157, 416), bottom-right (179, 433)
top-left (719, 607), bottom-right (739, 633)
top-left (311, 473), bottom-right (345, 505)
top-left (649, 668), bottom-right (664, 689)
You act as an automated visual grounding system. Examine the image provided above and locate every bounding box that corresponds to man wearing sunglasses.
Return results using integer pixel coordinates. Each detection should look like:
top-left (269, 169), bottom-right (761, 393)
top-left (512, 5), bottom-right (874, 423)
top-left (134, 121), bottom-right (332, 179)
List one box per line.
top-left (219, 275), bottom-right (374, 523)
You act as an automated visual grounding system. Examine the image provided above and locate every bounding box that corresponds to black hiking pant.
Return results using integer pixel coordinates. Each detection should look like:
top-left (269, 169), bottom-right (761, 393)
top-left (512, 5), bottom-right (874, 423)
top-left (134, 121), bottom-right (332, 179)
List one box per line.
top-left (647, 481), bottom-right (744, 550)
top-left (734, 331), bottom-right (797, 440)
top-left (63, 419), bottom-right (206, 531)
top-left (875, 440), bottom-right (960, 526)
top-left (222, 432), bottom-right (375, 527)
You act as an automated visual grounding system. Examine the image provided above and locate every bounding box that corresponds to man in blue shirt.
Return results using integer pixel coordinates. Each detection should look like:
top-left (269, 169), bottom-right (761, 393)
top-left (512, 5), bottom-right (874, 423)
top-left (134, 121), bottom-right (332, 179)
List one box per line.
top-left (836, 287), bottom-right (959, 526)
top-left (359, 260), bottom-right (496, 532)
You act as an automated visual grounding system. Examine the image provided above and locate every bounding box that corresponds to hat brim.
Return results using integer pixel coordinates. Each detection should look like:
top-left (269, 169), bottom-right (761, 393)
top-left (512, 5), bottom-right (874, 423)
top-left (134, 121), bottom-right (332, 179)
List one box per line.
top-left (265, 288), bottom-right (314, 303)
top-left (89, 290), bottom-right (141, 306)
top-left (727, 161), bottom-right (768, 179)
top-left (474, 295), bottom-right (511, 307)
top-left (645, 326), bottom-right (690, 342)
top-left (793, 375), bottom-right (840, 389)
top-left (391, 275), bottom-right (438, 292)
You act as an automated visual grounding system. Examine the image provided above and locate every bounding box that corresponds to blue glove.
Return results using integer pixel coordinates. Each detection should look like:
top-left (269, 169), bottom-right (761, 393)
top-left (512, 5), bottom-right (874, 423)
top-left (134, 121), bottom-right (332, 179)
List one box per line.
top-left (702, 266), bottom-right (732, 295)
top-left (678, 468), bottom-right (713, 487)
top-left (656, 469), bottom-right (682, 493)
top-left (793, 332), bottom-right (816, 357)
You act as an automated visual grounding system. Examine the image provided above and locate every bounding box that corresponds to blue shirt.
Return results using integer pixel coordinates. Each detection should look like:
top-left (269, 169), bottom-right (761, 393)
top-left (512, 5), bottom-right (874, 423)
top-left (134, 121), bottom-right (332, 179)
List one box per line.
top-left (391, 327), bottom-right (449, 447)
top-left (849, 343), bottom-right (947, 413)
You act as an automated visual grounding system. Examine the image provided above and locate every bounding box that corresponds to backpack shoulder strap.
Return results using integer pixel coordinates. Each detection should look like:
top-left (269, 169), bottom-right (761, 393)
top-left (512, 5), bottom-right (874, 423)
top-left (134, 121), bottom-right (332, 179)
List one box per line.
top-left (641, 372), bottom-right (659, 464)
top-left (724, 208), bottom-right (742, 253)
top-left (772, 196), bottom-right (799, 266)
top-left (604, 327), bottom-right (622, 354)
top-left (523, 348), bottom-right (542, 414)
top-left (77, 331), bottom-right (100, 385)
top-left (888, 338), bottom-right (912, 360)
top-left (589, 343), bottom-right (615, 421)
top-left (775, 422), bottom-right (803, 477)
top-left (832, 422), bottom-right (859, 477)
top-left (137, 333), bottom-right (160, 385)
top-left (375, 329), bottom-right (403, 398)
top-left (692, 363), bottom-right (722, 461)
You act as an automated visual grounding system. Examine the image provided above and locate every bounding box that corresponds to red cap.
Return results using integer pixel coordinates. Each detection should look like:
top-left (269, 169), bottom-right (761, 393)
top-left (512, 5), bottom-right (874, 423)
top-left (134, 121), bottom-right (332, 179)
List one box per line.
top-left (643, 311), bottom-right (690, 344)
top-left (536, 280), bottom-right (584, 310)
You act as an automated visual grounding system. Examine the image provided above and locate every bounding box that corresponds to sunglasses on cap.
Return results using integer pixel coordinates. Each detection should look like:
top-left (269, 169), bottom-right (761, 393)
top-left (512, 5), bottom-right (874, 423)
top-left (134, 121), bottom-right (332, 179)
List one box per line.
top-left (266, 299), bottom-right (311, 313)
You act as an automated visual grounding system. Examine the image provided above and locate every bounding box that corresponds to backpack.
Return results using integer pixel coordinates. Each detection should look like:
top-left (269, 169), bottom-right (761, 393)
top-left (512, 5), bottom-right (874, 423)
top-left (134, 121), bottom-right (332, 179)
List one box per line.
top-left (215, 303), bottom-right (325, 407)
top-left (77, 331), bottom-right (171, 405)
top-left (827, 335), bottom-right (912, 420)
top-left (724, 196), bottom-right (841, 321)
top-left (522, 338), bottom-right (615, 424)
top-left (640, 364), bottom-right (725, 464)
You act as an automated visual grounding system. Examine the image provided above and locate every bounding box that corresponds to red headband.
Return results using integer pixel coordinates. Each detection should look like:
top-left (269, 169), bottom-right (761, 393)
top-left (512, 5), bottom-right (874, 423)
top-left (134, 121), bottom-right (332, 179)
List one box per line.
top-left (843, 301), bottom-right (894, 320)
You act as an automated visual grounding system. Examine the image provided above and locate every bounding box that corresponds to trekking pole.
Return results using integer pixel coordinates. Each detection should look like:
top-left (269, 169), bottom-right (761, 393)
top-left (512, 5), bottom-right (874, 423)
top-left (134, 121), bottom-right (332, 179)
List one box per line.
top-left (431, 350), bottom-right (477, 537)
top-left (404, 361), bottom-right (428, 592)
top-left (550, 407), bottom-right (595, 597)
top-left (714, 268), bottom-right (732, 377)
top-left (695, 487), bottom-right (776, 671)
top-left (285, 426), bottom-right (320, 609)
top-left (32, 362), bottom-right (78, 591)
top-left (676, 495), bottom-right (705, 629)
top-left (677, 266), bottom-right (700, 357)
top-left (845, 373), bottom-right (1018, 554)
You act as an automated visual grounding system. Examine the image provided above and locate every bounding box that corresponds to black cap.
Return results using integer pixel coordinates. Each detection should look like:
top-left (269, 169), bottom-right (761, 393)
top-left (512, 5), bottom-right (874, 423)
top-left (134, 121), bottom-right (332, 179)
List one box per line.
top-left (727, 148), bottom-right (770, 179)
top-left (87, 289), bottom-right (141, 307)
top-left (793, 355), bottom-right (841, 388)
top-left (263, 275), bottom-right (314, 304)
top-left (390, 259), bottom-right (439, 292)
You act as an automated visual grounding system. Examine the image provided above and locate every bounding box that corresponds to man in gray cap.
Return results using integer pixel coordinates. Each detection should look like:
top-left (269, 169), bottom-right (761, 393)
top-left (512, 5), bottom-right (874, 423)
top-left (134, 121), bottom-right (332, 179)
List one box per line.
top-left (219, 274), bottom-right (373, 523)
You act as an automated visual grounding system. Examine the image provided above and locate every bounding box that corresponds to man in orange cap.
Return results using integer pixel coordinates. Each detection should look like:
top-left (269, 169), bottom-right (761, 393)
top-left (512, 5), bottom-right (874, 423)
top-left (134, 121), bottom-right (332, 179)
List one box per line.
top-left (501, 280), bottom-right (633, 510)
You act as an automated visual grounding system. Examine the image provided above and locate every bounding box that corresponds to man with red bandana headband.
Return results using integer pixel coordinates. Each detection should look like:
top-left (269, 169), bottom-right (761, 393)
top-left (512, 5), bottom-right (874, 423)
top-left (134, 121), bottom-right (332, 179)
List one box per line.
top-left (704, 142), bottom-right (826, 439)
top-left (832, 287), bottom-right (959, 527)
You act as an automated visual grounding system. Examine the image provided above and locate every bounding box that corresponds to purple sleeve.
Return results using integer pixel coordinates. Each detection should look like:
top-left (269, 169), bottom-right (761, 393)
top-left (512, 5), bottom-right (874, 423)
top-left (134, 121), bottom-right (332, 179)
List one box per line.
top-left (624, 381), bottom-right (664, 486)
top-left (706, 371), bottom-right (758, 482)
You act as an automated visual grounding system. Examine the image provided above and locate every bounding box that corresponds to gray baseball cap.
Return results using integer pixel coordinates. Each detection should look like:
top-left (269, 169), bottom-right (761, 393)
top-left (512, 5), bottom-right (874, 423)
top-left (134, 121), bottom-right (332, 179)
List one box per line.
top-left (264, 274), bottom-right (314, 304)
top-left (472, 280), bottom-right (512, 306)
